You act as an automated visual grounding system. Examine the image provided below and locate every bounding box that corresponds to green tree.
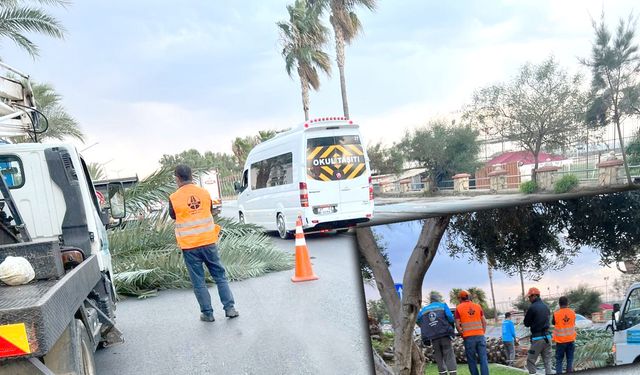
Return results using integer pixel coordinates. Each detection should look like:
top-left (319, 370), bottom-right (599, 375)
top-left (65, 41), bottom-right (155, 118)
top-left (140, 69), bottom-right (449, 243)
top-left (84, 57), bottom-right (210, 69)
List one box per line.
top-left (466, 57), bottom-right (585, 182)
top-left (310, 0), bottom-right (376, 119)
top-left (627, 129), bottom-right (640, 166)
top-left (0, 0), bottom-right (67, 58)
top-left (581, 13), bottom-right (640, 185)
top-left (400, 120), bottom-right (479, 185)
top-left (448, 287), bottom-right (488, 311)
top-left (448, 203), bottom-right (575, 284)
top-left (357, 218), bottom-right (451, 375)
top-left (159, 149), bottom-right (239, 176)
top-left (277, 0), bottom-right (331, 121)
top-left (367, 299), bottom-right (390, 323)
top-left (26, 81), bottom-right (83, 142)
top-left (231, 129), bottom-right (285, 168)
top-left (566, 285), bottom-right (603, 317)
top-left (367, 141), bottom-right (404, 175)
top-left (550, 192), bottom-right (640, 265)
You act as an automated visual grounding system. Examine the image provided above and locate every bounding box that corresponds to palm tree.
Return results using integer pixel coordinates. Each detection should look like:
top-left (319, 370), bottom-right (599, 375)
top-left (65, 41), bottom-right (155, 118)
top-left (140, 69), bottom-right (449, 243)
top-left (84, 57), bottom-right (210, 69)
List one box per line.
top-left (311, 0), bottom-right (376, 119)
top-left (277, 0), bottom-right (331, 121)
top-left (87, 162), bottom-right (107, 181)
top-left (0, 0), bottom-right (67, 58)
top-left (30, 82), bottom-right (84, 142)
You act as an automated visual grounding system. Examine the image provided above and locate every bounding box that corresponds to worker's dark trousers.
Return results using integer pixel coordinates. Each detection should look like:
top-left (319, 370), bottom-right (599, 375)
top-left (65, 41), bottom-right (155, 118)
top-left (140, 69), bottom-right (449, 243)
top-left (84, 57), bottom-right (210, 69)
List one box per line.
top-left (182, 244), bottom-right (235, 316)
top-left (431, 336), bottom-right (457, 374)
top-left (555, 341), bottom-right (575, 373)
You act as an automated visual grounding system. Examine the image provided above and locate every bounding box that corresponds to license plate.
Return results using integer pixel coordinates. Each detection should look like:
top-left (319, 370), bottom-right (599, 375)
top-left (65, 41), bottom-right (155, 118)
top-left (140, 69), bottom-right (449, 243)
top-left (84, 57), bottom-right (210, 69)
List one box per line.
top-left (317, 206), bottom-right (334, 215)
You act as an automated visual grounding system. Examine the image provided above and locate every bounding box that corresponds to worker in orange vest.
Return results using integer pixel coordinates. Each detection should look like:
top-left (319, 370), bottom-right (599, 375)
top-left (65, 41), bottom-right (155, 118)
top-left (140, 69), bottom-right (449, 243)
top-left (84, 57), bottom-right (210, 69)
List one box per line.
top-left (169, 164), bottom-right (239, 322)
top-left (552, 296), bottom-right (576, 373)
top-left (455, 290), bottom-right (489, 375)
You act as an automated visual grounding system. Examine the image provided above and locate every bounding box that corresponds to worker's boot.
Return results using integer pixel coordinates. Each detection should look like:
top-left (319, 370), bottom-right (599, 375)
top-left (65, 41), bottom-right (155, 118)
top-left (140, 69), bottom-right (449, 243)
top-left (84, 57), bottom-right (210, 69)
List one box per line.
top-left (225, 307), bottom-right (239, 318)
top-left (200, 313), bottom-right (215, 322)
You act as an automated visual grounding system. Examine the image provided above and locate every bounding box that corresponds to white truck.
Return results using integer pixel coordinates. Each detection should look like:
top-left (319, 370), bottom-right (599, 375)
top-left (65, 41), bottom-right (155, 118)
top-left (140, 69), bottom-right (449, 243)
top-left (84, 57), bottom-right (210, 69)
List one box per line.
top-left (0, 63), bottom-right (124, 374)
top-left (612, 282), bottom-right (640, 366)
top-left (194, 169), bottom-right (222, 216)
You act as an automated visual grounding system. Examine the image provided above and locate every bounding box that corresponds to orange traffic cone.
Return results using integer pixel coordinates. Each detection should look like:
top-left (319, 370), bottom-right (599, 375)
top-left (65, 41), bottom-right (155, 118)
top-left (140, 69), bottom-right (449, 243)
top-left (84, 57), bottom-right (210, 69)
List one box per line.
top-left (291, 215), bottom-right (319, 283)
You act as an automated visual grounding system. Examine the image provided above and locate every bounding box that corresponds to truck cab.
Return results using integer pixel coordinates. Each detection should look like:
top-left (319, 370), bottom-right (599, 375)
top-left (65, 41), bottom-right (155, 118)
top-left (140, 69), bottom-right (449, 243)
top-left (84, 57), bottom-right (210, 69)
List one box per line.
top-left (613, 282), bottom-right (640, 365)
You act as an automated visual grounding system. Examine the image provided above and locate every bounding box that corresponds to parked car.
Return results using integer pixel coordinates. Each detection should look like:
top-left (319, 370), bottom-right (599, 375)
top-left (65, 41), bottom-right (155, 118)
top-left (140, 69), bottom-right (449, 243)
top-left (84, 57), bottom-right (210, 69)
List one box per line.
top-left (575, 313), bottom-right (594, 329)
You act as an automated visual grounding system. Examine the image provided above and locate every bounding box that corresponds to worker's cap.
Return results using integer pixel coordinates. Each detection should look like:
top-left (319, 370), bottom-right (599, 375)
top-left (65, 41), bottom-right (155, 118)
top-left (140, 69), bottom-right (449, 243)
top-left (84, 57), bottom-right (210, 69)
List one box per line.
top-left (457, 290), bottom-right (470, 299)
top-left (527, 287), bottom-right (541, 297)
top-left (429, 291), bottom-right (441, 302)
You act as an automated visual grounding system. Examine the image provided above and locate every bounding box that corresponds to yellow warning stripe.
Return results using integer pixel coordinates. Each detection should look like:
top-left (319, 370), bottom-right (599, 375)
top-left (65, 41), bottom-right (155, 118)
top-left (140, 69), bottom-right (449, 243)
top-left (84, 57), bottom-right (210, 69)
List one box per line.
top-left (343, 164), bottom-right (354, 174)
top-left (348, 163), bottom-right (365, 179)
top-left (0, 323), bottom-right (30, 354)
top-left (321, 166), bottom-right (333, 175)
top-left (307, 147), bottom-right (323, 160)
top-left (319, 173), bottom-right (331, 181)
top-left (347, 144), bottom-right (364, 155)
top-left (320, 146), bottom-right (336, 158)
top-left (335, 145), bottom-right (352, 157)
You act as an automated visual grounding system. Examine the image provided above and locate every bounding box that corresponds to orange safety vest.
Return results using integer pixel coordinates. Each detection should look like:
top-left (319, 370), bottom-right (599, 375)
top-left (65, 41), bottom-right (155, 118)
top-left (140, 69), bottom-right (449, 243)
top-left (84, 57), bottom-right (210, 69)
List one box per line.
top-left (169, 184), bottom-right (220, 250)
top-left (553, 308), bottom-right (576, 343)
top-left (457, 301), bottom-right (485, 338)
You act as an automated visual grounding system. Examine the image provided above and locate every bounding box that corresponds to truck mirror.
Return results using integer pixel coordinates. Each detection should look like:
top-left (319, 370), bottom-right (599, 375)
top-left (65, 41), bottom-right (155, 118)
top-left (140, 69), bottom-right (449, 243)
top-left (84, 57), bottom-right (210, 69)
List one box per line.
top-left (233, 181), bottom-right (241, 193)
top-left (107, 182), bottom-right (126, 219)
top-left (613, 303), bottom-right (620, 314)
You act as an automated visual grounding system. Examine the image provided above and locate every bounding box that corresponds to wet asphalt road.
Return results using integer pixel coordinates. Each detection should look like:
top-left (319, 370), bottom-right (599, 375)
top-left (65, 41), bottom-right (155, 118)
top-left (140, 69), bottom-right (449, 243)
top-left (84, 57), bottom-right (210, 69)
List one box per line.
top-left (94, 232), bottom-right (373, 375)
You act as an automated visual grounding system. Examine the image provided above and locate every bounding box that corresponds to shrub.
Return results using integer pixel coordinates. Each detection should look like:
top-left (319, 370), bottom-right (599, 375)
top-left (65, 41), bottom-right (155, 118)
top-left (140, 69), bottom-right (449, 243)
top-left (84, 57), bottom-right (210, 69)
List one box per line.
top-left (554, 174), bottom-right (579, 193)
top-left (520, 180), bottom-right (537, 194)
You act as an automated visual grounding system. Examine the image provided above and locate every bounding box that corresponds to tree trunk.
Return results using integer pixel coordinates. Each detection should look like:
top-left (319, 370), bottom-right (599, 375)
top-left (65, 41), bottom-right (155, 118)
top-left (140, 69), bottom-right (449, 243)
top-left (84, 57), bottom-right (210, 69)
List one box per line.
top-left (331, 12), bottom-right (349, 119)
top-left (615, 121), bottom-right (633, 185)
top-left (298, 67), bottom-right (310, 121)
top-left (487, 258), bottom-right (498, 323)
top-left (356, 216), bottom-right (451, 375)
top-left (519, 267), bottom-right (526, 310)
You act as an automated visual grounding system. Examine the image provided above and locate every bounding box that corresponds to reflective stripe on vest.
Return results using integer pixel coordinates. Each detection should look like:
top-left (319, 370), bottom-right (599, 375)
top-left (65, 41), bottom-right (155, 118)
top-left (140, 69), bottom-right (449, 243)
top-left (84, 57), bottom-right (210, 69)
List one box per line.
top-left (553, 308), bottom-right (577, 343)
top-left (170, 184), bottom-right (219, 250)
top-left (457, 301), bottom-right (485, 338)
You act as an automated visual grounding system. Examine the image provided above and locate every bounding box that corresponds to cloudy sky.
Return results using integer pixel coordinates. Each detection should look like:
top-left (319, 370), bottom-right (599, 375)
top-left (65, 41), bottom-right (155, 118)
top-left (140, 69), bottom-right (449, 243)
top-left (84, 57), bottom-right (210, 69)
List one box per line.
top-left (1, 0), bottom-right (638, 177)
top-left (364, 221), bottom-right (623, 309)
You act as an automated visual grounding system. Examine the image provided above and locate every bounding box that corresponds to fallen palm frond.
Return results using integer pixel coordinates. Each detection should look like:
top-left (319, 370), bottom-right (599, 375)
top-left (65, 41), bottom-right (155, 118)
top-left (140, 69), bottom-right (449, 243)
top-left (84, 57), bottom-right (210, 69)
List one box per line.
top-left (109, 216), bottom-right (293, 298)
top-left (572, 329), bottom-right (614, 370)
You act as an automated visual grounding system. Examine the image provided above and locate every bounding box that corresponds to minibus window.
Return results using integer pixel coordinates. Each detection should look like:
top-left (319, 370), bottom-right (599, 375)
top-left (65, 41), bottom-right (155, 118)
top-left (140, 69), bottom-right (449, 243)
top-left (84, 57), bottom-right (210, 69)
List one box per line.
top-left (250, 153), bottom-right (293, 190)
top-left (307, 135), bottom-right (366, 181)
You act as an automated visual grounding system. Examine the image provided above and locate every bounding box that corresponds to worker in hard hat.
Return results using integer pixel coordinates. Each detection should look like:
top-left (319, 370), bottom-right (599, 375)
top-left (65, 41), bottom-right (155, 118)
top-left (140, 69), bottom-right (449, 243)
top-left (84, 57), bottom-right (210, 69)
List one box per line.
top-left (454, 290), bottom-right (488, 375)
top-left (417, 291), bottom-right (457, 375)
top-left (523, 287), bottom-right (552, 374)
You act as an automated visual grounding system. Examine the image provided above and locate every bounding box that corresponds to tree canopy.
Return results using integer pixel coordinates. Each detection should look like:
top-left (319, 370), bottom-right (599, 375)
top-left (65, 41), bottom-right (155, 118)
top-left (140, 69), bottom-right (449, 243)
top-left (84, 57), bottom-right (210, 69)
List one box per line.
top-left (465, 57), bottom-right (584, 181)
top-left (400, 120), bottom-right (479, 184)
top-left (367, 141), bottom-right (404, 175)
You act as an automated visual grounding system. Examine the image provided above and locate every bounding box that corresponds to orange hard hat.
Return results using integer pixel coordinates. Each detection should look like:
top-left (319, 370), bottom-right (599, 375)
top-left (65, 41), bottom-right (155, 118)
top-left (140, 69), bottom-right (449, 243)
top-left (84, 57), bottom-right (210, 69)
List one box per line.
top-left (527, 287), bottom-right (541, 297)
top-left (458, 290), bottom-right (470, 299)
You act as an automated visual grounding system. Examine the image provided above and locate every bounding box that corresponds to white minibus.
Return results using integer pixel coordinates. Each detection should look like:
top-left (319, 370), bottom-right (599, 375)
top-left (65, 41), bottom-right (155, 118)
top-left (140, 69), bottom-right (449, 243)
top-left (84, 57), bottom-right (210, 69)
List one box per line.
top-left (235, 117), bottom-right (374, 238)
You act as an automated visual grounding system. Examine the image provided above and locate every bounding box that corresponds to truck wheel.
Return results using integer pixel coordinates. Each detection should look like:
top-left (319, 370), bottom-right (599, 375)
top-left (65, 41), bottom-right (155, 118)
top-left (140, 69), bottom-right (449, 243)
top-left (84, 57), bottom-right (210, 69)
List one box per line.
top-left (276, 213), bottom-right (291, 239)
top-left (43, 319), bottom-right (96, 375)
top-left (78, 321), bottom-right (96, 375)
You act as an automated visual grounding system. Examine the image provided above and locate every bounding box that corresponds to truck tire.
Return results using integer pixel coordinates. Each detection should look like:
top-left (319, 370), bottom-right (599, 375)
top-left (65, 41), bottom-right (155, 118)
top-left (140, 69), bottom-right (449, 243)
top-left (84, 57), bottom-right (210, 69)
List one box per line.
top-left (43, 319), bottom-right (96, 375)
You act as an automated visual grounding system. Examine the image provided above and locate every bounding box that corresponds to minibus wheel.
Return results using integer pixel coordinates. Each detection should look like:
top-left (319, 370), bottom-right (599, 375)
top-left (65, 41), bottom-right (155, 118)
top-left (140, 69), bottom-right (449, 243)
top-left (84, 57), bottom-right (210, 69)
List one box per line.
top-left (277, 213), bottom-right (291, 239)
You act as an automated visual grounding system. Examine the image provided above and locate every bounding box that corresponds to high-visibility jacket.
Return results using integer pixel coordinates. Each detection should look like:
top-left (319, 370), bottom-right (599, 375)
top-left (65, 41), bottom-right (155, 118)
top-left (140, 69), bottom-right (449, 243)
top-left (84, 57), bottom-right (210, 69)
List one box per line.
top-left (169, 184), bottom-right (220, 250)
top-left (553, 308), bottom-right (576, 343)
top-left (456, 301), bottom-right (485, 338)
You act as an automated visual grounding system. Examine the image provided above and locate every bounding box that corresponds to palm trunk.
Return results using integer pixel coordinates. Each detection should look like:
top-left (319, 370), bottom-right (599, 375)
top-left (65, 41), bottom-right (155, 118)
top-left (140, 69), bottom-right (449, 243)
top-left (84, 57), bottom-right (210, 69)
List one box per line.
top-left (298, 67), bottom-right (310, 121)
top-left (332, 20), bottom-right (350, 119)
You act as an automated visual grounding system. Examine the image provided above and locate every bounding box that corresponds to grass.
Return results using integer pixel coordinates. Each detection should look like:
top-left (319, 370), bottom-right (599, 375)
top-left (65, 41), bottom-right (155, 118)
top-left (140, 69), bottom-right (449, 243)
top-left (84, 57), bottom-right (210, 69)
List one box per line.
top-left (425, 364), bottom-right (525, 375)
